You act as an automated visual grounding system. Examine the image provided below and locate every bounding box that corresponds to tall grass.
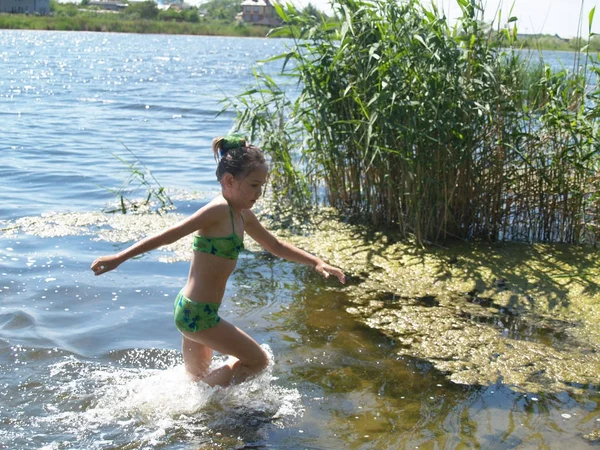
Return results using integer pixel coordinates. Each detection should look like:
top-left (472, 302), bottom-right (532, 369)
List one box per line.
top-left (227, 0), bottom-right (600, 245)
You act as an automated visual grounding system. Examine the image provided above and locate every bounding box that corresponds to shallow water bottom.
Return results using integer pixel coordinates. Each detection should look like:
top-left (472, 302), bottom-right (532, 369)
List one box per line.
top-left (1, 231), bottom-right (600, 449)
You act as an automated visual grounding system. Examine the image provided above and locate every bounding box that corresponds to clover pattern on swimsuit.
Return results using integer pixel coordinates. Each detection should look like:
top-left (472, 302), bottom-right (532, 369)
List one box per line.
top-left (211, 235), bottom-right (243, 258)
top-left (174, 293), bottom-right (221, 333)
top-left (191, 203), bottom-right (245, 260)
top-left (193, 232), bottom-right (244, 260)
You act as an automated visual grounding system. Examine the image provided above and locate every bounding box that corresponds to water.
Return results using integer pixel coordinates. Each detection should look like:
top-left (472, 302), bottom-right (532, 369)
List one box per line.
top-left (1, 30), bottom-right (600, 449)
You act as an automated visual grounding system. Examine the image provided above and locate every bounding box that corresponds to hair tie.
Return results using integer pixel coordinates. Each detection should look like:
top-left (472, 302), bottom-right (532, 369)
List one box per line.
top-left (220, 134), bottom-right (245, 158)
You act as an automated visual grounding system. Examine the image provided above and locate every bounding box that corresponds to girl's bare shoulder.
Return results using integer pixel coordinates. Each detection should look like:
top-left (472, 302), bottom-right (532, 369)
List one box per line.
top-left (241, 208), bottom-right (258, 221)
top-left (191, 198), bottom-right (231, 230)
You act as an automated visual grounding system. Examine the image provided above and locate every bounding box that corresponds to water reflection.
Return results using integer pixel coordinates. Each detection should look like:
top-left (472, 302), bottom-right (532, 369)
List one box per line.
top-left (269, 271), bottom-right (600, 449)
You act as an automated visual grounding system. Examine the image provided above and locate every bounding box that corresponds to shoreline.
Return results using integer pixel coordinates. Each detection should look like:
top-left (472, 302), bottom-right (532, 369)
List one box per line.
top-left (0, 26), bottom-right (275, 38)
top-left (2, 204), bottom-right (599, 394)
top-left (0, 13), bottom-right (277, 38)
top-left (1, 16), bottom-right (597, 51)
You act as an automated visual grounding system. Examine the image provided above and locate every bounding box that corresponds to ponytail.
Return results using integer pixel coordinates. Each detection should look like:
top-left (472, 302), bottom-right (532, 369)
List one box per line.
top-left (211, 134), bottom-right (265, 181)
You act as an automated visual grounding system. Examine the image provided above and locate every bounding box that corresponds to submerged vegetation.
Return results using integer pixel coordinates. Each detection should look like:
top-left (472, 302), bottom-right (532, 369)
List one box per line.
top-left (3, 204), bottom-right (600, 394)
top-left (227, 0), bottom-right (600, 246)
top-left (259, 208), bottom-right (600, 394)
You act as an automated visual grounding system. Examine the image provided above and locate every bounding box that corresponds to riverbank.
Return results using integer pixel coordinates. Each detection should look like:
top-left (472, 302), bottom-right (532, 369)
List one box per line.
top-left (2, 12), bottom-right (599, 51)
top-left (0, 13), bottom-right (272, 37)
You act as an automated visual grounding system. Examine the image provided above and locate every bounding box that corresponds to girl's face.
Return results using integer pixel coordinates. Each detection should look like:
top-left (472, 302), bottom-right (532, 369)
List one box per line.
top-left (229, 164), bottom-right (268, 209)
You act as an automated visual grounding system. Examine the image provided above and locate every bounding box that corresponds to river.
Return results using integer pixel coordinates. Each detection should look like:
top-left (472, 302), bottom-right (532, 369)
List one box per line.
top-left (1, 30), bottom-right (599, 449)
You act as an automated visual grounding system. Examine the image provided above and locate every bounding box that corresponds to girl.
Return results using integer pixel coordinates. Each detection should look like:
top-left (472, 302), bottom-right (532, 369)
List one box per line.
top-left (91, 135), bottom-right (346, 387)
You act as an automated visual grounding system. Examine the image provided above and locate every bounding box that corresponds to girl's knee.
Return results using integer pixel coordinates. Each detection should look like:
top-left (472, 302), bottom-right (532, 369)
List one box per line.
top-left (255, 352), bottom-right (269, 371)
top-left (242, 349), bottom-right (269, 372)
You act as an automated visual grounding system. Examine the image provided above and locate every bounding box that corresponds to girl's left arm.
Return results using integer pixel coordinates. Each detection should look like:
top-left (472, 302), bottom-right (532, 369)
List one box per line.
top-left (244, 210), bottom-right (346, 284)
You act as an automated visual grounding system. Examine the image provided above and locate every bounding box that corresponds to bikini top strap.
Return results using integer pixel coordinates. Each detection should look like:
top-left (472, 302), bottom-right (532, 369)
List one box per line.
top-left (225, 197), bottom-right (243, 231)
top-left (227, 203), bottom-right (236, 234)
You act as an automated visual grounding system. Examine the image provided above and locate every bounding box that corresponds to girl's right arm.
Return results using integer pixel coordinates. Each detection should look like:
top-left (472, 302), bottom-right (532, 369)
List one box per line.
top-left (90, 204), bottom-right (216, 276)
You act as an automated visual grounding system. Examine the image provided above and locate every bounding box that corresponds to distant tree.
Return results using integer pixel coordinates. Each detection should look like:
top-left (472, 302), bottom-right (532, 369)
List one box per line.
top-left (81, 0), bottom-right (89, 5)
top-left (53, 1), bottom-right (79, 17)
top-left (125, 1), bottom-right (159, 20)
top-left (184, 8), bottom-right (200, 23)
top-left (158, 8), bottom-right (183, 22)
top-left (568, 37), bottom-right (584, 51)
top-left (303, 3), bottom-right (324, 20)
top-left (200, 0), bottom-right (240, 22)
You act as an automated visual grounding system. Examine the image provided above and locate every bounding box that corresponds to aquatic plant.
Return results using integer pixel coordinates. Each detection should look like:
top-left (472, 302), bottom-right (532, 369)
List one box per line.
top-left (103, 143), bottom-right (173, 215)
top-left (228, 0), bottom-right (600, 245)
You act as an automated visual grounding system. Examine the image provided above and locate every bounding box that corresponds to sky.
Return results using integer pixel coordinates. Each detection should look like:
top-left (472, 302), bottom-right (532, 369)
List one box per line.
top-left (293, 0), bottom-right (600, 38)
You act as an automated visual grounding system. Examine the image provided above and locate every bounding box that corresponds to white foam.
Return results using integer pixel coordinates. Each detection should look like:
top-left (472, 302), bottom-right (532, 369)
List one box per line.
top-left (41, 346), bottom-right (302, 447)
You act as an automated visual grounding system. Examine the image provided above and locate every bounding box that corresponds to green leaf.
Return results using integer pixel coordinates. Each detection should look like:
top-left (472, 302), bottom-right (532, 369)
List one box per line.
top-left (273, 2), bottom-right (289, 22)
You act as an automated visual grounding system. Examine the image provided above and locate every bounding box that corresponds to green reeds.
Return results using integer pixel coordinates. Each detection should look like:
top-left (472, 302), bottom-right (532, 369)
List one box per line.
top-left (103, 143), bottom-right (173, 214)
top-left (228, 0), bottom-right (600, 245)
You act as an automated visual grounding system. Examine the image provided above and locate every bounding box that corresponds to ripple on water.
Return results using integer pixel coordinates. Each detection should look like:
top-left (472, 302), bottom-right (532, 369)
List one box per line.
top-left (0, 309), bottom-right (37, 330)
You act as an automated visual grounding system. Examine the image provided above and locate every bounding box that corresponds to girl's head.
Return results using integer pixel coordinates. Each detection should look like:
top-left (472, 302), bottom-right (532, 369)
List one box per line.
top-left (212, 135), bottom-right (268, 208)
top-left (212, 135), bottom-right (266, 181)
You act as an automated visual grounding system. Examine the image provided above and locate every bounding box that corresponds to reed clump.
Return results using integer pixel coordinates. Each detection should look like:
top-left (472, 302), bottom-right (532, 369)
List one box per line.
top-left (103, 143), bottom-right (173, 215)
top-left (227, 0), bottom-right (600, 245)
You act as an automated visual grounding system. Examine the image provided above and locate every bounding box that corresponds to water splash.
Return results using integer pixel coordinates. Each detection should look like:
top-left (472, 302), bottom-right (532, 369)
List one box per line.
top-left (32, 345), bottom-right (302, 448)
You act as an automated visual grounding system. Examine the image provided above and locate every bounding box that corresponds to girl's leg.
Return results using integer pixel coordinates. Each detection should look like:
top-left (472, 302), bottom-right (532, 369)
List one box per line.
top-left (181, 336), bottom-right (213, 381)
top-left (181, 319), bottom-right (268, 387)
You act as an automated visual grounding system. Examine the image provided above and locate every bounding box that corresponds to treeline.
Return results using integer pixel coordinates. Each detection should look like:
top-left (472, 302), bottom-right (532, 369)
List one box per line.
top-left (0, 0), bottom-right (271, 36)
top-left (55, 0), bottom-right (201, 23)
top-left (228, 0), bottom-right (600, 245)
top-left (0, 0), bottom-right (328, 36)
top-left (517, 34), bottom-right (600, 52)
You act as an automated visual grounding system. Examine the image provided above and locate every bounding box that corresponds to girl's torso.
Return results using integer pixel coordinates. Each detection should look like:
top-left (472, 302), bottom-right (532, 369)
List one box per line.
top-left (182, 199), bottom-right (245, 304)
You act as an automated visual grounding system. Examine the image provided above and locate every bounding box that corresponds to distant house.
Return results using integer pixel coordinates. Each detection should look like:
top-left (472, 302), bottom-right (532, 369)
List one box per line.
top-left (241, 0), bottom-right (280, 27)
top-left (88, 0), bottom-right (127, 11)
top-left (0, 0), bottom-right (50, 14)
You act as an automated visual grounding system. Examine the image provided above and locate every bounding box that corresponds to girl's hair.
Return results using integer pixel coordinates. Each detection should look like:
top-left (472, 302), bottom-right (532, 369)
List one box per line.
top-left (212, 136), bottom-right (266, 181)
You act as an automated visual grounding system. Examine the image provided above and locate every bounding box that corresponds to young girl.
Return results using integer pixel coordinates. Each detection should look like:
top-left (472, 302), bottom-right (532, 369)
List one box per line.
top-left (91, 135), bottom-right (346, 387)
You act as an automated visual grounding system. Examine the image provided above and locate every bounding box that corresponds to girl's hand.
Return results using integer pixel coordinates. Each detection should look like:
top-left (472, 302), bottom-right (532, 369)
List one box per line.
top-left (91, 255), bottom-right (122, 276)
top-left (315, 261), bottom-right (346, 284)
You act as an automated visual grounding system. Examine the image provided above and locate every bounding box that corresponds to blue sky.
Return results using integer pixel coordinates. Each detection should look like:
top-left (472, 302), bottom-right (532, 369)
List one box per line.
top-left (294, 0), bottom-right (600, 38)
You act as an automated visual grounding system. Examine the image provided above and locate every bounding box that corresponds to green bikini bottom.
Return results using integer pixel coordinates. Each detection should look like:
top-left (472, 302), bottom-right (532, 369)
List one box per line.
top-left (173, 291), bottom-right (221, 333)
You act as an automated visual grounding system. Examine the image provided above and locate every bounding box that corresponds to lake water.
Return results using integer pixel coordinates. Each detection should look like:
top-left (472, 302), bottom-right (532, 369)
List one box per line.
top-left (1, 30), bottom-right (599, 449)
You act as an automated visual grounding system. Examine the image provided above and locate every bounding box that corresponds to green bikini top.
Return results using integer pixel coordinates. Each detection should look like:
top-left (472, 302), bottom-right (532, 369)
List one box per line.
top-left (193, 204), bottom-right (244, 260)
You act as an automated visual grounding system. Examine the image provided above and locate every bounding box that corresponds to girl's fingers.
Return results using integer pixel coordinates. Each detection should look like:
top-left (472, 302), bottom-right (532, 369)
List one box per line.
top-left (91, 258), bottom-right (113, 276)
top-left (319, 264), bottom-right (346, 284)
top-left (327, 266), bottom-right (346, 284)
top-left (331, 268), bottom-right (346, 284)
